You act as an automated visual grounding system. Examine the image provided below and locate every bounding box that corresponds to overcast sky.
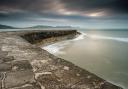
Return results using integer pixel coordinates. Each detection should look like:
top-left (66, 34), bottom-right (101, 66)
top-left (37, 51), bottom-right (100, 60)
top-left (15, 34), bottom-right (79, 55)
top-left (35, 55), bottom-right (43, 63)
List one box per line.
top-left (0, 0), bottom-right (128, 28)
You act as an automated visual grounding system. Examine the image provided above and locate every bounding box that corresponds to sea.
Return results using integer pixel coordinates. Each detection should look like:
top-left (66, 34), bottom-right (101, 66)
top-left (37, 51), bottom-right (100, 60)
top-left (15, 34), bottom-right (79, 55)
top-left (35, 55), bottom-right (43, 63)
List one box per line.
top-left (43, 29), bottom-right (128, 89)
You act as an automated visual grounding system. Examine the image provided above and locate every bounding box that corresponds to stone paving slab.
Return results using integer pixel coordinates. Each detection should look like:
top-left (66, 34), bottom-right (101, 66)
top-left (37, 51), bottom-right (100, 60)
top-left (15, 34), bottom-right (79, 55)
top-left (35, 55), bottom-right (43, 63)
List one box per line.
top-left (5, 70), bottom-right (35, 88)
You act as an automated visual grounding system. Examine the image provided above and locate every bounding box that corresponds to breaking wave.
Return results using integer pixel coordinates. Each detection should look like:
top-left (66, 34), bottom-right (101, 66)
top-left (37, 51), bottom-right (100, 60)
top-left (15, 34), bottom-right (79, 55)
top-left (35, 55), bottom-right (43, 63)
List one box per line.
top-left (42, 31), bottom-right (87, 55)
top-left (43, 41), bottom-right (70, 55)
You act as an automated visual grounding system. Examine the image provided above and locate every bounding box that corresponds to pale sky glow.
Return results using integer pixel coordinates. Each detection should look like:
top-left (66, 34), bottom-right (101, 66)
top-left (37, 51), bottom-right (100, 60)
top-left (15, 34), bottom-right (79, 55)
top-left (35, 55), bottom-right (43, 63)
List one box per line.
top-left (57, 9), bottom-right (75, 15)
top-left (87, 12), bottom-right (106, 17)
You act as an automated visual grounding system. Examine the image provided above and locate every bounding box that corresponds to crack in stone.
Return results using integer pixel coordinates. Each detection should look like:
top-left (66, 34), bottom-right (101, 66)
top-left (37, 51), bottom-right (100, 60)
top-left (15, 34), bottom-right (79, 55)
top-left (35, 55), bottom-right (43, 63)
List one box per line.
top-left (0, 72), bottom-right (6, 89)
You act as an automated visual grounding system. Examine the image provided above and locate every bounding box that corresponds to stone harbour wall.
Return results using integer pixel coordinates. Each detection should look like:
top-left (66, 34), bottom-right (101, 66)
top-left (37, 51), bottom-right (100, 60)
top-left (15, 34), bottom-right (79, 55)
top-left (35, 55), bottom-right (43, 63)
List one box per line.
top-left (0, 30), bottom-right (123, 89)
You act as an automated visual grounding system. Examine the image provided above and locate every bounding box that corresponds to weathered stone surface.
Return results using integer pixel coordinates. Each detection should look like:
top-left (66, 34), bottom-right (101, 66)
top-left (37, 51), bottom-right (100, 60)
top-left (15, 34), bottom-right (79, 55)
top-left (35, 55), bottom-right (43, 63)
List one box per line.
top-left (5, 70), bottom-right (35, 88)
top-left (0, 79), bottom-right (2, 89)
top-left (0, 63), bottom-right (12, 72)
top-left (100, 82), bottom-right (122, 89)
top-left (0, 80), bottom-right (2, 89)
top-left (12, 60), bottom-right (33, 71)
top-left (0, 30), bottom-right (123, 89)
top-left (8, 83), bottom-right (41, 89)
top-left (0, 56), bottom-right (14, 64)
top-left (37, 73), bottom-right (65, 89)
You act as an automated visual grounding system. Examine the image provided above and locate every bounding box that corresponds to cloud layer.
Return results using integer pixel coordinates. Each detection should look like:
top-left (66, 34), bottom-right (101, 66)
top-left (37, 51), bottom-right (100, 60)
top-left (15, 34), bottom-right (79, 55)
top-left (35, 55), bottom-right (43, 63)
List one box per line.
top-left (0, 0), bottom-right (128, 28)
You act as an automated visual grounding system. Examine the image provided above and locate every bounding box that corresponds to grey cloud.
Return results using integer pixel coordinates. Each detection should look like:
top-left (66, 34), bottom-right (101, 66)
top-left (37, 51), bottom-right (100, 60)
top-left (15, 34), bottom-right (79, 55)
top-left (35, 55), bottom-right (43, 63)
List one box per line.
top-left (0, 0), bottom-right (128, 16)
top-left (60, 0), bottom-right (128, 14)
top-left (0, 0), bottom-right (128, 28)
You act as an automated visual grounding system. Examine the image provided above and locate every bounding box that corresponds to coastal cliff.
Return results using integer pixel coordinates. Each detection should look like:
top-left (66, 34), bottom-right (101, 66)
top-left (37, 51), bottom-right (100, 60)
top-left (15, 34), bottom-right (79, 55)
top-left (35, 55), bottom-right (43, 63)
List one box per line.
top-left (0, 30), bottom-right (122, 89)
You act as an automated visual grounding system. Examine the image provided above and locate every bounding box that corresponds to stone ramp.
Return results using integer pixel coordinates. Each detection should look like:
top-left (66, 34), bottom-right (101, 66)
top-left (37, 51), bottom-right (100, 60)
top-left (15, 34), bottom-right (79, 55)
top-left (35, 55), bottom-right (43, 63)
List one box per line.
top-left (0, 30), bottom-right (123, 89)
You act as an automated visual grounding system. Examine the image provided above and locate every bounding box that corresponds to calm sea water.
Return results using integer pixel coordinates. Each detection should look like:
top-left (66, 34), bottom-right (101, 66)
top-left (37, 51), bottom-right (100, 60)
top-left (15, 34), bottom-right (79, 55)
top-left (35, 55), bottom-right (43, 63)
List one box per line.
top-left (43, 30), bottom-right (128, 89)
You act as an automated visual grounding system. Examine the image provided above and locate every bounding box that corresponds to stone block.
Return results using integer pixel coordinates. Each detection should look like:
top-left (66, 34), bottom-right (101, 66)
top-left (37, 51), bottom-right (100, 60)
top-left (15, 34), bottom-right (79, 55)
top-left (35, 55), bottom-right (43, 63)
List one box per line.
top-left (5, 70), bottom-right (35, 88)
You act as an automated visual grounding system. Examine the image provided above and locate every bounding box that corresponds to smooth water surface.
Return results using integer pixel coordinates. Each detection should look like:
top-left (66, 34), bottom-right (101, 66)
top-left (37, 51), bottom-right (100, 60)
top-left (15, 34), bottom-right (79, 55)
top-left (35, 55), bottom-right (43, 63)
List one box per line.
top-left (43, 30), bottom-right (128, 89)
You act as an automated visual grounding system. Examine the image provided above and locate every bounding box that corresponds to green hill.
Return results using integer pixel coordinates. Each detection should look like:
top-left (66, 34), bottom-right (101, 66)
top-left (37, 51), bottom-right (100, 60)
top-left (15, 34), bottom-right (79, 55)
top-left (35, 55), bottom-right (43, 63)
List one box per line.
top-left (0, 24), bottom-right (15, 29)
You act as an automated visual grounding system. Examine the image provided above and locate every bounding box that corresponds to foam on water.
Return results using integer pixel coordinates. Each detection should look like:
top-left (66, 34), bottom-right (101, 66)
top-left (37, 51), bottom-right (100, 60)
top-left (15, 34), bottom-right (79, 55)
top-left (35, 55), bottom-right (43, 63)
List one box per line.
top-left (43, 32), bottom-right (87, 55)
top-left (73, 32), bottom-right (87, 41)
top-left (43, 41), bottom-right (70, 55)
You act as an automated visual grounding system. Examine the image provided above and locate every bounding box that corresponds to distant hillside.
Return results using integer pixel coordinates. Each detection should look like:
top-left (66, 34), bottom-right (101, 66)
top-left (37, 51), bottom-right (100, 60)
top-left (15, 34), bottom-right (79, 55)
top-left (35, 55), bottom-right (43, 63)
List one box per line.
top-left (0, 24), bottom-right (15, 29)
top-left (28, 25), bottom-right (54, 28)
top-left (55, 26), bottom-right (73, 28)
top-left (0, 24), bottom-right (77, 29)
top-left (29, 25), bottom-right (74, 29)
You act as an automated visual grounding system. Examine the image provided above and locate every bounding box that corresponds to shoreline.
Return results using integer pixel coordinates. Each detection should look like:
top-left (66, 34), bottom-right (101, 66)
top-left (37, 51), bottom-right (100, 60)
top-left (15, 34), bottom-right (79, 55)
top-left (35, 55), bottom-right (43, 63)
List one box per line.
top-left (0, 29), bottom-right (123, 89)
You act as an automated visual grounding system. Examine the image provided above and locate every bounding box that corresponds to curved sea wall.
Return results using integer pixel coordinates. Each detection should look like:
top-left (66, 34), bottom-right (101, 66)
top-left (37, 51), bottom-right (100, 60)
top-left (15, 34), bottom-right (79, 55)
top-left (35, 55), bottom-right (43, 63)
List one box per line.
top-left (0, 30), bottom-right (122, 89)
top-left (20, 30), bottom-right (79, 46)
